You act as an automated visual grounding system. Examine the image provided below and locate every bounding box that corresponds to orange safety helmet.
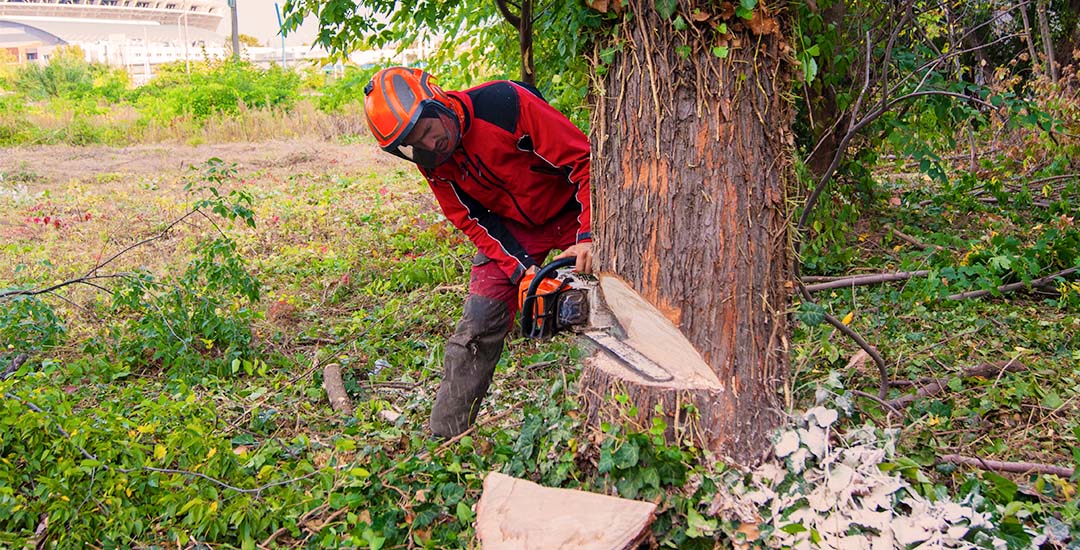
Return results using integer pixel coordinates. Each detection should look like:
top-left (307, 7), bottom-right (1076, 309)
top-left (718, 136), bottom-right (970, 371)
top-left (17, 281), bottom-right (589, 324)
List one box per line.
top-left (363, 67), bottom-right (463, 169)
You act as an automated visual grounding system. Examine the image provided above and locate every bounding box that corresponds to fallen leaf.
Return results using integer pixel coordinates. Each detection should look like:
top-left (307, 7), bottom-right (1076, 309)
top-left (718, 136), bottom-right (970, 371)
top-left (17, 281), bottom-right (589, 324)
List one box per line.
top-left (379, 408), bottom-right (402, 423)
top-left (845, 349), bottom-right (870, 370)
top-left (799, 426), bottom-right (828, 458)
top-left (775, 430), bottom-right (800, 457)
top-left (748, 11), bottom-right (780, 35)
top-left (805, 406), bottom-right (839, 428)
top-left (585, 0), bottom-right (609, 12)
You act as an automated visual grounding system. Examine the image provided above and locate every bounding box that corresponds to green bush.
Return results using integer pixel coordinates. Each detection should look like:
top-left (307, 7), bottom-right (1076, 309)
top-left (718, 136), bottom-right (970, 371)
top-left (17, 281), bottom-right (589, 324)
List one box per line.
top-left (14, 46), bottom-right (129, 102)
top-left (316, 65), bottom-right (377, 113)
top-left (131, 60), bottom-right (301, 120)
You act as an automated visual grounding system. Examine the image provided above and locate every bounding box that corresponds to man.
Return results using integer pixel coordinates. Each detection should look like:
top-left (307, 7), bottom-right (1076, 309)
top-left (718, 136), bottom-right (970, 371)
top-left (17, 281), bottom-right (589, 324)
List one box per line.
top-left (363, 67), bottom-right (593, 438)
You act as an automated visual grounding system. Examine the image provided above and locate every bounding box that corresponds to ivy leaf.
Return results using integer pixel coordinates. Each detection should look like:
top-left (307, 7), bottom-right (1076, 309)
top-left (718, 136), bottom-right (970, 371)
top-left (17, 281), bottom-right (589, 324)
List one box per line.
top-left (988, 254), bottom-right (1012, 271)
top-left (598, 447), bottom-right (614, 473)
top-left (614, 440), bottom-right (640, 469)
top-left (686, 508), bottom-right (717, 538)
top-left (713, 46), bottom-right (729, 59)
top-left (655, 0), bottom-right (677, 20)
top-left (455, 501), bottom-right (475, 523)
top-left (984, 471), bottom-right (1018, 503)
top-left (1041, 391), bottom-right (1064, 409)
top-left (798, 302), bottom-right (826, 326)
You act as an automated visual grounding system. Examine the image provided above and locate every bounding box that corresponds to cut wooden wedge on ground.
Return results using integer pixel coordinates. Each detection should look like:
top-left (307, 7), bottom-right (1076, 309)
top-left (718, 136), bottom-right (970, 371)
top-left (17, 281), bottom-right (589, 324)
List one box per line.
top-left (475, 472), bottom-right (656, 550)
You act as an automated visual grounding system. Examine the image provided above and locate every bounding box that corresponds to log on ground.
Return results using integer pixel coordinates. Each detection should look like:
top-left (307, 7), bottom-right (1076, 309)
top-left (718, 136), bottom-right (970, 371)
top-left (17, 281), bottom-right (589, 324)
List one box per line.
top-left (322, 362), bottom-right (354, 416)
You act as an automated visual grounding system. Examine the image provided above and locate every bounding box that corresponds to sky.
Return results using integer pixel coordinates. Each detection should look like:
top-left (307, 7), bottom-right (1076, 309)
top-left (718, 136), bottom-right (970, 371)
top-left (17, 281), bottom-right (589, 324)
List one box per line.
top-left (216, 0), bottom-right (320, 47)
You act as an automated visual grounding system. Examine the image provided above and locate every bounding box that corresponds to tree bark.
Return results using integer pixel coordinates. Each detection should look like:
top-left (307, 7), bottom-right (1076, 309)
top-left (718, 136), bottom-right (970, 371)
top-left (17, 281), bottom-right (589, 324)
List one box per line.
top-left (519, 0), bottom-right (535, 86)
top-left (803, 0), bottom-right (849, 182)
top-left (1019, 3), bottom-right (1042, 78)
top-left (494, 0), bottom-right (536, 86)
top-left (587, 0), bottom-right (793, 464)
top-left (1036, 0), bottom-right (1058, 81)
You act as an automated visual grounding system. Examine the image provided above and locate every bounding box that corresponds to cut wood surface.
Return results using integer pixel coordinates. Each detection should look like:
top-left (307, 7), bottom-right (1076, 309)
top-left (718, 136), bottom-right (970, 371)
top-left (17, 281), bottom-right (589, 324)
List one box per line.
top-left (475, 472), bottom-right (656, 550)
top-left (322, 363), bottom-right (353, 416)
top-left (591, 275), bottom-right (723, 390)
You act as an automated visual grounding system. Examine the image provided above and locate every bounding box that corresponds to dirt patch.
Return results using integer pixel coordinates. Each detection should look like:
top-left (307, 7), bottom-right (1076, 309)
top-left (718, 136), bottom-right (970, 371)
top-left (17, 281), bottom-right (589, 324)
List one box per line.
top-left (0, 138), bottom-right (398, 184)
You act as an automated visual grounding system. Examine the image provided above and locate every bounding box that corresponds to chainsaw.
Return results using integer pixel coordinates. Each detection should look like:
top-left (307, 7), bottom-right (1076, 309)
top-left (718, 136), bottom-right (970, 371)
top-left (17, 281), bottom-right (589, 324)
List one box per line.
top-left (517, 258), bottom-right (676, 382)
top-left (517, 257), bottom-right (592, 338)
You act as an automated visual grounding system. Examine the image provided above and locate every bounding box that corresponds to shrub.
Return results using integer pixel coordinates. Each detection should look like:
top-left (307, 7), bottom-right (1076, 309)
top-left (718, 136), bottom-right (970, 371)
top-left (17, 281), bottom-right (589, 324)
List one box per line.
top-left (317, 65), bottom-right (378, 113)
top-left (130, 60), bottom-right (301, 120)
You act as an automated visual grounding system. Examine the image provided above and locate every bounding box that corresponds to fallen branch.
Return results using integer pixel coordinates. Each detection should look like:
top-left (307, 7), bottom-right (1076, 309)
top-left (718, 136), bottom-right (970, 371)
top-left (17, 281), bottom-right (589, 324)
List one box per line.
top-left (2, 353), bottom-right (28, 380)
top-left (850, 389), bottom-right (904, 417)
top-left (797, 285), bottom-right (889, 399)
top-left (322, 363), bottom-right (354, 416)
top-left (800, 275), bottom-right (850, 283)
top-left (1, 210), bottom-right (201, 301)
top-left (886, 360), bottom-right (1026, 409)
top-left (938, 454), bottom-right (1074, 478)
top-left (804, 270), bottom-right (930, 293)
top-left (885, 224), bottom-right (945, 252)
top-left (946, 267), bottom-right (1078, 301)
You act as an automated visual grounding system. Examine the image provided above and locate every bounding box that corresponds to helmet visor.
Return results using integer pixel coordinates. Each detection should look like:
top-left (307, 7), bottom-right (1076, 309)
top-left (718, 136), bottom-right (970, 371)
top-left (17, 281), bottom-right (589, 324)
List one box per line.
top-left (388, 103), bottom-right (460, 170)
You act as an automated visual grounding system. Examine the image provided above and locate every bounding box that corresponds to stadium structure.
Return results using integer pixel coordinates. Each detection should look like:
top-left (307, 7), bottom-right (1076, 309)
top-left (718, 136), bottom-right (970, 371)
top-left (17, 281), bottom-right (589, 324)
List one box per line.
top-left (0, 0), bottom-right (225, 31)
top-left (0, 0), bottom-right (236, 82)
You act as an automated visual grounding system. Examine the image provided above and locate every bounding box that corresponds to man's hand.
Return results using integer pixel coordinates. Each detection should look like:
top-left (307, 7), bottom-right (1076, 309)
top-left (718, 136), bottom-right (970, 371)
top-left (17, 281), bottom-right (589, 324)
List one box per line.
top-left (553, 242), bottom-right (594, 274)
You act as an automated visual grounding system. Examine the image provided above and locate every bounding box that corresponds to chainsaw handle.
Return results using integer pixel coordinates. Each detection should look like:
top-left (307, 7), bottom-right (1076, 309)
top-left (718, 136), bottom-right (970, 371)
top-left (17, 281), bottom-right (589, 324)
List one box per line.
top-left (520, 256), bottom-right (576, 338)
top-left (524, 256), bottom-right (577, 298)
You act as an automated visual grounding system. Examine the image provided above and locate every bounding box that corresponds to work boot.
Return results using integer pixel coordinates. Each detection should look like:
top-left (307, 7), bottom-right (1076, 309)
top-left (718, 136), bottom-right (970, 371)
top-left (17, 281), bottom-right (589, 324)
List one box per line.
top-left (430, 295), bottom-right (511, 438)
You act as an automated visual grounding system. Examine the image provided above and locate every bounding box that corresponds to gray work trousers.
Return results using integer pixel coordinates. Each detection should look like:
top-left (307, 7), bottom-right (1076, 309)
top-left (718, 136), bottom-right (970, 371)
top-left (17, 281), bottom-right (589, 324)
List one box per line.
top-left (429, 294), bottom-right (511, 438)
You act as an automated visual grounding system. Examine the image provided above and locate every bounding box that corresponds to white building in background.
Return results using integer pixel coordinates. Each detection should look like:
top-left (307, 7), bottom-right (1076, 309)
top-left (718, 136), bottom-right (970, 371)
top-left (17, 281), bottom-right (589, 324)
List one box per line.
top-left (0, 0), bottom-right (329, 84)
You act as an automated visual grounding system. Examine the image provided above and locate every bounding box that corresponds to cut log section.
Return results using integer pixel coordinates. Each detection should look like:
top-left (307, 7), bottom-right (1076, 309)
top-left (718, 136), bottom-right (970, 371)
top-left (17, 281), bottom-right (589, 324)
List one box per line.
top-left (581, 275), bottom-right (726, 449)
top-left (475, 472), bottom-right (656, 550)
top-left (322, 362), bottom-right (354, 416)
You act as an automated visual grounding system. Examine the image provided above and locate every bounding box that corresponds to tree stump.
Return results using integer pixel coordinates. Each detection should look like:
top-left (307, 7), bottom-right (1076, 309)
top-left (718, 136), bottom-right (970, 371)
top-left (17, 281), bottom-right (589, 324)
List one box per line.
top-left (475, 472), bottom-right (656, 550)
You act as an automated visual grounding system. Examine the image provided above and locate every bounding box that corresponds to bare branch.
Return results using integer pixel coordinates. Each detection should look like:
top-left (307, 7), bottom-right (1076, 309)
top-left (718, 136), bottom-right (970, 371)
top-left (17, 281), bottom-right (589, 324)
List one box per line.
top-left (0, 274), bottom-right (132, 300)
top-left (804, 270), bottom-right (931, 293)
top-left (799, 287), bottom-right (889, 399)
top-left (494, 0), bottom-right (521, 28)
top-left (939, 454), bottom-right (1074, 478)
top-left (84, 209), bottom-right (199, 279)
top-left (886, 360), bottom-right (1026, 409)
top-left (946, 267), bottom-right (1079, 301)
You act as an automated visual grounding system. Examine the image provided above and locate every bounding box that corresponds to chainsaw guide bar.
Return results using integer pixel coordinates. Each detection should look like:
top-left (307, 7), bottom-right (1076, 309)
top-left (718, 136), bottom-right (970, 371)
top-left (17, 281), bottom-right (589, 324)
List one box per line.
top-left (583, 331), bottom-right (675, 383)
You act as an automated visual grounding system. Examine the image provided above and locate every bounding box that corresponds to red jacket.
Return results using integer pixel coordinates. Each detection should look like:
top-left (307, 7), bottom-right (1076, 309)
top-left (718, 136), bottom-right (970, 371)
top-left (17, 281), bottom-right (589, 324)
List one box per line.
top-left (421, 81), bottom-right (591, 283)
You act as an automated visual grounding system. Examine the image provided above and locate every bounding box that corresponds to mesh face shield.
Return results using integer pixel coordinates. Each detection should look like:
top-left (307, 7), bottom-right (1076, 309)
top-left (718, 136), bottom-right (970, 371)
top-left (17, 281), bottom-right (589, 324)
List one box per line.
top-left (385, 101), bottom-right (461, 171)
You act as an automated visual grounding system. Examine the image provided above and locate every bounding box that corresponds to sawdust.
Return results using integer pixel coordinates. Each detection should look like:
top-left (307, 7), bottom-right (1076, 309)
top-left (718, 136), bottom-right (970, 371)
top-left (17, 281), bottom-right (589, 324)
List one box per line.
top-left (710, 407), bottom-right (1012, 549)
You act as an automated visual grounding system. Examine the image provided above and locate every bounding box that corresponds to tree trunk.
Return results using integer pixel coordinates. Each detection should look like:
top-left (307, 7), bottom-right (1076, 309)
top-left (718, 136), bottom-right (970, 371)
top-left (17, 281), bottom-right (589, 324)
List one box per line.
top-left (586, 0), bottom-right (793, 464)
top-left (1036, 0), bottom-right (1058, 81)
top-left (1020, 4), bottom-right (1042, 78)
top-left (804, 0), bottom-right (848, 182)
top-left (519, 0), bottom-right (535, 86)
top-left (494, 0), bottom-right (536, 86)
